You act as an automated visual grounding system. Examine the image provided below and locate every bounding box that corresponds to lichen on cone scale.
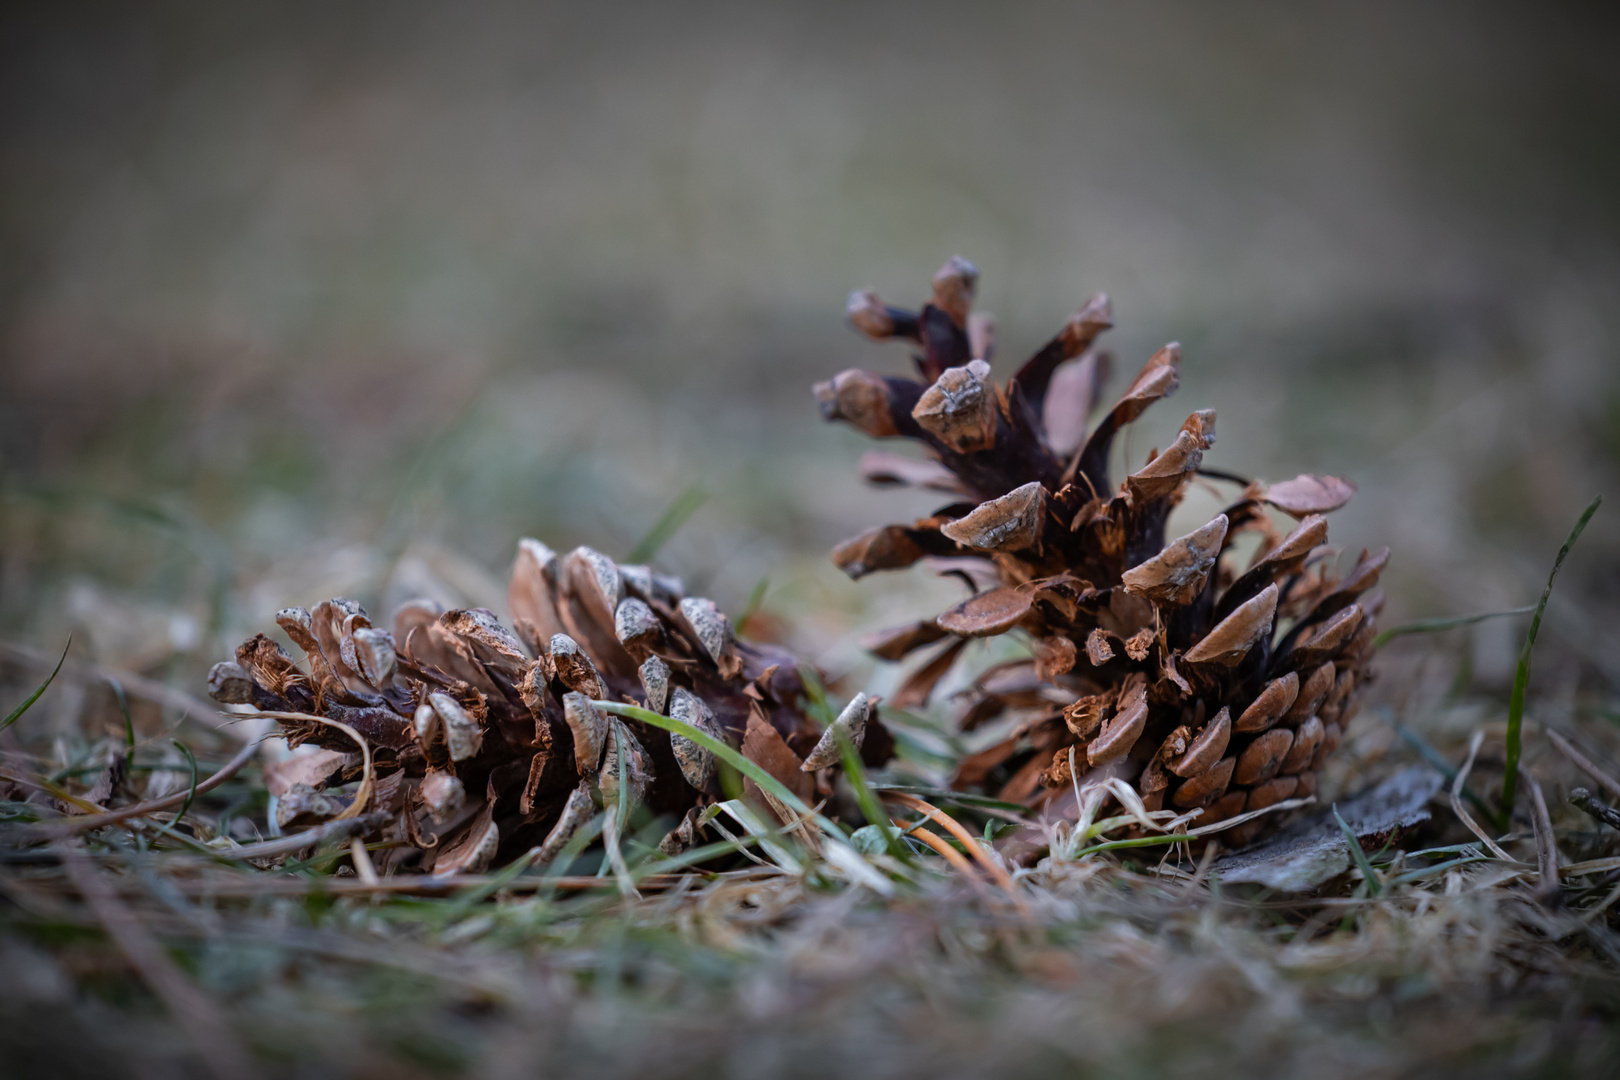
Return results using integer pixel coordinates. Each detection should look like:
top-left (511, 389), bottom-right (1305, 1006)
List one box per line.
top-left (818, 257), bottom-right (1388, 848)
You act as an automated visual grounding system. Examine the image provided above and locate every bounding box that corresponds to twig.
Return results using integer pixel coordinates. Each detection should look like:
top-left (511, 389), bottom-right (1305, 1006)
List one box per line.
top-left (59, 868), bottom-right (783, 899)
top-left (1547, 730), bottom-right (1620, 802)
top-left (57, 842), bottom-right (258, 1080)
top-left (1569, 788), bottom-right (1620, 832)
top-left (211, 812), bottom-right (392, 862)
top-left (33, 738), bottom-right (262, 837)
top-left (1527, 778), bottom-right (1560, 903)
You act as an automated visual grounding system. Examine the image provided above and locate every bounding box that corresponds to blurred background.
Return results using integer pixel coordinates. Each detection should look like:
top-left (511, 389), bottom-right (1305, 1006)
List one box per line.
top-left (2, 1), bottom-right (1618, 734)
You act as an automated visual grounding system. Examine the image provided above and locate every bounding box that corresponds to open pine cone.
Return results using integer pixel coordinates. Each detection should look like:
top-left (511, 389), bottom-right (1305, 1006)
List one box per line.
top-left (209, 543), bottom-right (891, 875)
top-left (817, 257), bottom-right (1387, 847)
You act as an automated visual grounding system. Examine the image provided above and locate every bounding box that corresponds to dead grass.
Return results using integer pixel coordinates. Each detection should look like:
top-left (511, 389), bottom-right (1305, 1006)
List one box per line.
top-left (3, 633), bottom-right (1619, 1078)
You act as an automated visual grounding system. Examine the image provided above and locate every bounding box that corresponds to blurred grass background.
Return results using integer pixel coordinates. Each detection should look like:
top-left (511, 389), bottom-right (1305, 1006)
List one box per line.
top-left (4, 6), bottom-right (1620, 1078)
top-left (1, 0), bottom-right (1617, 707)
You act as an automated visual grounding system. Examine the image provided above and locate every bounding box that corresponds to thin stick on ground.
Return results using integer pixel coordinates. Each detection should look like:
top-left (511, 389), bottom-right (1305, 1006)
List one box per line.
top-left (38, 737), bottom-right (262, 837)
top-left (1546, 729), bottom-right (1620, 802)
top-left (1570, 788), bottom-right (1620, 832)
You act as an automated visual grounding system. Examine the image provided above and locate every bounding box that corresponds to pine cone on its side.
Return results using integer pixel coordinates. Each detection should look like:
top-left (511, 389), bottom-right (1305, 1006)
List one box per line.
top-left (816, 257), bottom-right (1386, 847)
top-left (210, 543), bottom-right (891, 874)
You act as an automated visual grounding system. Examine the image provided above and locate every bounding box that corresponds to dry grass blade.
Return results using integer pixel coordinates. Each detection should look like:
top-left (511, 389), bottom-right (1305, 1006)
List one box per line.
top-left (1450, 730), bottom-right (1515, 862)
top-left (1185, 795), bottom-right (1313, 838)
top-left (57, 843), bottom-right (258, 1080)
top-left (900, 820), bottom-right (984, 884)
top-left (1546, 729), bottom-right (1620, 801)
top-left (242, 710), bottom-right (373, 819)
top-left (349, 836), bottom-right (380, 886)
top-left (1528, 778), bottom-right (1560, 902)
top-left (883, 791), bottom-right (1018, 897)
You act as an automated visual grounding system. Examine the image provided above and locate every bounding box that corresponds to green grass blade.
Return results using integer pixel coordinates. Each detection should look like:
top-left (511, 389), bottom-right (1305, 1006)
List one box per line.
top-left (541, 813), bottom-right (606, 881)
top-left (592, 700), bottom-right (849, 842)
top-left (795, 664), bottom-right (837, 727)
top-left (1, 636), bottom-right (70, 734)
top-left (611, 719), bottom-right (632, 835)
top-left (835, 726), bottom-right (912, 865)
top-left (1391, 720), bottom-right (1495, 819)
top-left (1501, 495), bottom-right (1602, 826)
top-left (1372, 606), bottom-right (1536, 649)
top-left (170, 740), bottom-right (200, 825)
top-left (1076, 833), bottom-right (1195, 856)
top-left (631, 833), bottom-right (765, 880)
top-left (714, 800), bottom-right (805, 873)
top-left (737, 576), bottom-right (769, 630)
top-left (1334, 804), bottom-right (1382, 897)
top-left (108, 677), bottom-right (136, 753)
top-left (626, 483), bottom-right (708, 563)
top-left (441, 847), bottom-right (541, 918)
top-left (1385, 854), bottom-right (1495, 888)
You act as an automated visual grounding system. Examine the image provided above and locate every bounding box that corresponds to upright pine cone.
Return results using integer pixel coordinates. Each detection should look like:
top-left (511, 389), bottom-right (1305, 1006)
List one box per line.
top-left (210, 543), bottom-right (888, 874)
top-left (817, 257), bottom-right (1387, 846)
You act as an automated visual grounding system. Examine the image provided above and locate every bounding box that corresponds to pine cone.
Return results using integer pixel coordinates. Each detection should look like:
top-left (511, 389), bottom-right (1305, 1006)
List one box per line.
top-left (818, 258), bottom-right (1387, 847)
top-left (211, 542), bottom-right (891, 874)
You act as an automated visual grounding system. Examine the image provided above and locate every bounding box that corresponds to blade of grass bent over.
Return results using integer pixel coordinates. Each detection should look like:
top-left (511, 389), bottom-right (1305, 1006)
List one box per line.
top-left (1334, 804), bottom-right (1382, 897)
top-left (1501, 495), bottom-right (1602, 827)
top-left (170, 740), bottom-right (200, 826)
top-left (593, 700), bottom-right (849, 843)
top-left (1, 636), bottom-right (70, 734)
top-left (1373, 606), bottom-right (1535, 650)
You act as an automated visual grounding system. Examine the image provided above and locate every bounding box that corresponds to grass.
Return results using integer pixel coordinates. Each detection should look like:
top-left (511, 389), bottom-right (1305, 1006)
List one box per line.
top-left (5, 593), bottom-right (1620, 1077)
top-left (1500, 495), bottom-right (1603, 828)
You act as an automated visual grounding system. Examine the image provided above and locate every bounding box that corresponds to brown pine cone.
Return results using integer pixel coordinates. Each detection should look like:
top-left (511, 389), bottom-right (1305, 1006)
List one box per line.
top-left (818, 257), bottom-right (1386, 847)
top-left (210, 543), bottom-right (892, 874)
